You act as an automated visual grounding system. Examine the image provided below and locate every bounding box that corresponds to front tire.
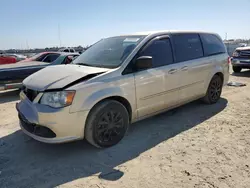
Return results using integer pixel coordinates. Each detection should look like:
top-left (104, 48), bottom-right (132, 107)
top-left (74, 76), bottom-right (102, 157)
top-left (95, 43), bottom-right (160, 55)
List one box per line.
top-left (202, 75), bottom-right (223, 104)
top-left (233, 66), bottom-right (242, 73)
top-left (85, 100), bottom-right (129, 148)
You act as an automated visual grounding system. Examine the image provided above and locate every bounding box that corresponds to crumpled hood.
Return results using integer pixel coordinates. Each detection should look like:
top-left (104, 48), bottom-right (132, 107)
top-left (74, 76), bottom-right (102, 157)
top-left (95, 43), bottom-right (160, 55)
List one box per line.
top-left (23, 64), bottom-right (108, 91)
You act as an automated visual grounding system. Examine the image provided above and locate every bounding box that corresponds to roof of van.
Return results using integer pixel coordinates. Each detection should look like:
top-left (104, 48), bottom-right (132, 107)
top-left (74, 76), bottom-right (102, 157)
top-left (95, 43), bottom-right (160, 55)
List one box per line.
top-left (121, 30), bottom-right (218, 36)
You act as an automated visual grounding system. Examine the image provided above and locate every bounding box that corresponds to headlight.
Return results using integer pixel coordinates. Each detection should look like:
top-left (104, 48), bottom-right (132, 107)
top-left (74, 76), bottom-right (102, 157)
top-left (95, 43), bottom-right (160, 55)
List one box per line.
top-left (232, 51), bottom-right (239, 57)
top-left (40, 91), bottom-right (75, 108)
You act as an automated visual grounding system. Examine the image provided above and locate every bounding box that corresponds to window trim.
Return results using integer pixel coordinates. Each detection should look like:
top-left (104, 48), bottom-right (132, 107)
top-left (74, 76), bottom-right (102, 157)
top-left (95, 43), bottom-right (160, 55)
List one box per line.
top-left (198, 34), bottom-right (205, 57)
top-left (122, 35), bottom-right (174, 75)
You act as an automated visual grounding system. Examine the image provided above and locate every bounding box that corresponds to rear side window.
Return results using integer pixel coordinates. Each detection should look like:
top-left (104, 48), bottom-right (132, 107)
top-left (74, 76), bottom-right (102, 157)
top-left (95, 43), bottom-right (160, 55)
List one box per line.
top-left (172, 34), bottom-right (203, 62)
top-left (200, 34), bottom-right (226, 56)
top-left (139, 38), bottom-right (174, 68)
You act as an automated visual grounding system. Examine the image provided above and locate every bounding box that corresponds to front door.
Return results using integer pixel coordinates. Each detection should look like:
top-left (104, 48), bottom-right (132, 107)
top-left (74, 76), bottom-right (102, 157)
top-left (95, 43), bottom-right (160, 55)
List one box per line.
top-left (134, 36), bottom-right (180, 118)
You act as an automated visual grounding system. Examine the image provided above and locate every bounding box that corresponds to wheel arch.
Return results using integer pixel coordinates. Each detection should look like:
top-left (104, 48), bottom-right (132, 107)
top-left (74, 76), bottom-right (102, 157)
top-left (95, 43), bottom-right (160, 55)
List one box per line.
top-left (88, 96), bottom-right (133, 122)
top-left (204, 70), bottom-right (224, 95)
top-left (208, 71), bottom-right (224, 88)
top-left (202, 71), bottom-right (224, 104)
top-left (214, 72), bottom-right (224, 83)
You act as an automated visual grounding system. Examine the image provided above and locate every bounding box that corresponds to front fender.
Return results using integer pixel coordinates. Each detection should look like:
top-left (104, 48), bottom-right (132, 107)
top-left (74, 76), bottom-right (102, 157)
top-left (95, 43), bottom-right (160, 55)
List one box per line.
top-left (82, 87), bottom-right (125, 110)
top-left (70, 87), bottom-right (125, 113)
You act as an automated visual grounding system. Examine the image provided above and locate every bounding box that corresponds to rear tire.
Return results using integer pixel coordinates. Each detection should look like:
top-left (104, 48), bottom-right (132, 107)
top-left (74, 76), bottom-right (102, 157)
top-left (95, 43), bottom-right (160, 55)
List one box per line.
top-left (85, 100), bottom-right (129, 148)
top-left (233, 66), bottom-right (242, 73)
top-left (202, 75), bottom-right (223, 104)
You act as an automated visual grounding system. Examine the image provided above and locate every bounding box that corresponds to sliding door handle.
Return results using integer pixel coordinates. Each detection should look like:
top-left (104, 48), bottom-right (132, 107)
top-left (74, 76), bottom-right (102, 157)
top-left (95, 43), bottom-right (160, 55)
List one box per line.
top-left (181, 66), bottom-right (188, 71)
top-left (168, 69), bottom-right (177, 74)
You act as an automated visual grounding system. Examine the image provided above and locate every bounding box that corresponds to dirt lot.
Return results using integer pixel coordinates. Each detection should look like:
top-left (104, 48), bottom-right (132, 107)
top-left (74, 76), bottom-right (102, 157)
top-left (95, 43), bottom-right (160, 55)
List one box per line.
top-left (0, 70), bottom-right (250, 188)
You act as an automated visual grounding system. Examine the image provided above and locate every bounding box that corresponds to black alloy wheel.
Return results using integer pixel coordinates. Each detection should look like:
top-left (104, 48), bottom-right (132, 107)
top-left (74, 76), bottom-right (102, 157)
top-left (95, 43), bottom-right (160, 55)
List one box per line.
top-left (85, 100), bottom-right (129, 148)
top-left (209, 76), bottom-right (222, 102)
top-left (95, 110), bottom-right (125, 145)
top-left (202, 75), bottom-right (223, 104)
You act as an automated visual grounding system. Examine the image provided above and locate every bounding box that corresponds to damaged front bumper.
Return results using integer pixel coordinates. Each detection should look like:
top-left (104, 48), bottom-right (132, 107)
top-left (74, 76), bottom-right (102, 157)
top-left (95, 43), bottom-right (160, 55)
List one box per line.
top-left (16, 91), bottom-right (90, 144)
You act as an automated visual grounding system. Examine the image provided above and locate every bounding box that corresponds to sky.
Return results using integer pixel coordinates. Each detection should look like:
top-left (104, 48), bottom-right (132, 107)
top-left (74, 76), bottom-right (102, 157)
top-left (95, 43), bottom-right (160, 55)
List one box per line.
top-left (1, 0), bottom-right (250, 50)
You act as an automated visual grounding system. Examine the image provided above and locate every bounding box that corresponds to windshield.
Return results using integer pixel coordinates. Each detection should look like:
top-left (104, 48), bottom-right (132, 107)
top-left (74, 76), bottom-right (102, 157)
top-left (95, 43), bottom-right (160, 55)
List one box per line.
top-left (73, 35), bottom-right (145, 68)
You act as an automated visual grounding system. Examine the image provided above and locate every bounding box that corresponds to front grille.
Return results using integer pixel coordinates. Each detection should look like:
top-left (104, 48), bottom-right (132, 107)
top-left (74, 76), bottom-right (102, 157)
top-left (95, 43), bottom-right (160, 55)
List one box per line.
top-left (23, 86), bottom-right (39, 102)
top-left (18, 113), bottom-right (56, 138)
top-left (239, 50), bottom-right (250, 58)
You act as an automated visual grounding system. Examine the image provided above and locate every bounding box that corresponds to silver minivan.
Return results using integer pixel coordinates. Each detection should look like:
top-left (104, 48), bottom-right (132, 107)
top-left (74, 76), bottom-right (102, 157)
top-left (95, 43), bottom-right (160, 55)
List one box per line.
top-left (16, 31), bottom-right (229, 148)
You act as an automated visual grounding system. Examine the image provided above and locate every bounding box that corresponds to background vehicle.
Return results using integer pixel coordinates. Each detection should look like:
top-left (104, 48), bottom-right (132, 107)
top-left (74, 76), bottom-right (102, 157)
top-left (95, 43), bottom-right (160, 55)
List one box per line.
top-left (17, 31), bottom-right (229, 148)
top-left (58, 48), bottom-right (76, 53)
top-left (0, 53), bottom-right (79, 91)
top-left (6, 54), bottom-right (27, 61)
top-left (231, 46), bottom-right (250, 72)
top-left (0, 54), bottom-right (17, 65)
top-left (19, 52), bottom-right (61, 63)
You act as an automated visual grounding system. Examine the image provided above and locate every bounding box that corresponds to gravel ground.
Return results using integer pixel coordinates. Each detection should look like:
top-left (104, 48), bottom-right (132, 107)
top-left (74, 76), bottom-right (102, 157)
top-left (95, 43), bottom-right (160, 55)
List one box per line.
top-left (0, 69), bottom-right (250, 188)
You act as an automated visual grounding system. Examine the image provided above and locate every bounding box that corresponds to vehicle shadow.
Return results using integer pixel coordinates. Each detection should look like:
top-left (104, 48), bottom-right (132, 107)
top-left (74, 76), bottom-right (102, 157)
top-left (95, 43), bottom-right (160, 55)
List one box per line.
top-left (231, 70), bottom-right (250, 77)
top-left (0, 89), bottom-right (20, 104)
top-left (0, 98), bottom-right (228, 188)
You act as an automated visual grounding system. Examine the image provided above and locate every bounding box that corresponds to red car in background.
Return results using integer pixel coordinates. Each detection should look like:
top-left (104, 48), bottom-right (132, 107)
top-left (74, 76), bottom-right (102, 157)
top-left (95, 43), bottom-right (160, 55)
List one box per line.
top-left (0, 52), bottom-right (62, 65)
top-left (0, 55), bottom-right (17, 65)
top-left (20, 52), bottom-right (61, 63)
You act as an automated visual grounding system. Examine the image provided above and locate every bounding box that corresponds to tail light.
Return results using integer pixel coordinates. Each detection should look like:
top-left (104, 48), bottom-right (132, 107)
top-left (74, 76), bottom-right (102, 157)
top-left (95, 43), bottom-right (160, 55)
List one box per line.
top-left (227, 57), bottom-right (231, 64)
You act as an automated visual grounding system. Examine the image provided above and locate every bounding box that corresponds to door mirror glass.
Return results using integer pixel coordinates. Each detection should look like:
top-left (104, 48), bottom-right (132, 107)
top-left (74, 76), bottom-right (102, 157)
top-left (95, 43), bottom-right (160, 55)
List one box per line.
top-left (135, 56), bottom-right (152, 71)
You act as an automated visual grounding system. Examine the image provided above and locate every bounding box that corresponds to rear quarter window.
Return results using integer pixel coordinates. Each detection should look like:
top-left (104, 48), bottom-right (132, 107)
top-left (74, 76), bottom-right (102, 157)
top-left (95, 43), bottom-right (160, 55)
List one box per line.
top-left (200, 34), bottom-right (226, 56)
top-left (172, 33), bottom-right (203, 62)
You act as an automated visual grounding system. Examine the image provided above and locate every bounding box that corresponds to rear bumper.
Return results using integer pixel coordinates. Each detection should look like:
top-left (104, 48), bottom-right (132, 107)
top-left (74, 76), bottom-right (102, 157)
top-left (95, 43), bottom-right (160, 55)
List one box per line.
top-left (231, 58), bottom-right (250, 68)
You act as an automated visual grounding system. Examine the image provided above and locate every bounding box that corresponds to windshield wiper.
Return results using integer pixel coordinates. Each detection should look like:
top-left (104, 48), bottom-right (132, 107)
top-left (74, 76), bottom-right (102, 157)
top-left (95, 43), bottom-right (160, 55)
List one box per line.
top-left (76, 63), bottom-right (92, 66)
top-left (75, 63), bottom-right (112, 69)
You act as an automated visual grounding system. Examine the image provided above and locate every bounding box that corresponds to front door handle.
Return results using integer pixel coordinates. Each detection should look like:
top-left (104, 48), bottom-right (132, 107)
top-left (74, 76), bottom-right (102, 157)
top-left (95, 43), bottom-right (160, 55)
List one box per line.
top-left (168, 69), bottom-right (177, 74)
top-left (181, 66), bottom-right (188, 71)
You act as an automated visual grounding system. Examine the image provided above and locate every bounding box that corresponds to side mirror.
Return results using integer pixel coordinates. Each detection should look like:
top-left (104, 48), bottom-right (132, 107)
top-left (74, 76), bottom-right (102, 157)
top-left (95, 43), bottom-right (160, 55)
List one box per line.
top-left (135, 56), bottom-right (153, 71)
